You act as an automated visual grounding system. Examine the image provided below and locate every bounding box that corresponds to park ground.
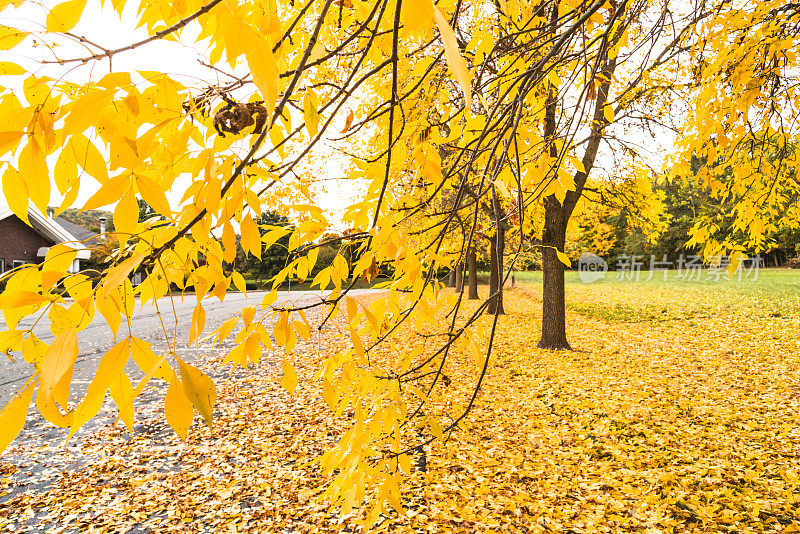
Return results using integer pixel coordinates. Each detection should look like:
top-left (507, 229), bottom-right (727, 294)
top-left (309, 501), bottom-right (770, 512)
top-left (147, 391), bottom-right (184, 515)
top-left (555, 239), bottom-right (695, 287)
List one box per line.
top-left (1, 269), bottom-right (800, 532)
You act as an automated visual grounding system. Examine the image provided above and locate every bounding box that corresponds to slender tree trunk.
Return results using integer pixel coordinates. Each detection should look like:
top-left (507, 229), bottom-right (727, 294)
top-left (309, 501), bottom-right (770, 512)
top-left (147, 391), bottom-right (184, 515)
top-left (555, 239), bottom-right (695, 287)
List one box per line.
top-left (486, 227), bottom-right (505, 315)
top-left (448, 269), bottom-right (456, 287)
top-left (536, 15), bottom-right (617, 349)
top-left (487, 236), bottom-right (497, 309)
top-left (467, 246), bottom-right (478, 299)
top-left (538, 198), bottom-right (571, 350)
top-left (455, 262), bottom-right (464, 292)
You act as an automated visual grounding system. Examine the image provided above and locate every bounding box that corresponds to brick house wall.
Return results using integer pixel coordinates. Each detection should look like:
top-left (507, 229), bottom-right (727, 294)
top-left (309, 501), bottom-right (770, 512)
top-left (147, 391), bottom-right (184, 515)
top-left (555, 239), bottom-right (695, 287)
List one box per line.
top-left (0, 215), bottom-right (54, 271)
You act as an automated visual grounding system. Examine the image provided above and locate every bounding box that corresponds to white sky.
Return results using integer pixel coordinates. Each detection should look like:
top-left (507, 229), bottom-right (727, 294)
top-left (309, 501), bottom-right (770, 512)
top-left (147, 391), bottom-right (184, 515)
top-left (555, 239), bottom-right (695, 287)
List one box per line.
top-left (0, 0), bottom-right (679, 230)
top-left (0, 0), bottom-right (365, 229)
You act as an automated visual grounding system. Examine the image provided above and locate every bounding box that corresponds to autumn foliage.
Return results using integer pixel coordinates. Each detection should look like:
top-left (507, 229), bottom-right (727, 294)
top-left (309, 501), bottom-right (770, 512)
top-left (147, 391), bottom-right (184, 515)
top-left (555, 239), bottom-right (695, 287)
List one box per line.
top-left (0, 0), bottom-right (798, 524)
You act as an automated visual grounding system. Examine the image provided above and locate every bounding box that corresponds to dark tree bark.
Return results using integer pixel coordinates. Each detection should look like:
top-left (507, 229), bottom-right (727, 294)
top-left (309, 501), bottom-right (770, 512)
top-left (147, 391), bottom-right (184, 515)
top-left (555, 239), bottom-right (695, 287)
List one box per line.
top-left (447, 269), bottom-right (456, 287)
top-left (467, 245), bottom-right (478, 299)
top-left (537, 4), bottom-right (618, 349)
top-left (455, 262), bottom-right (464, 293)
top-left (538, 198), bottom-right (571, 350)
top-left (485, 226), bottom-right (505, 315)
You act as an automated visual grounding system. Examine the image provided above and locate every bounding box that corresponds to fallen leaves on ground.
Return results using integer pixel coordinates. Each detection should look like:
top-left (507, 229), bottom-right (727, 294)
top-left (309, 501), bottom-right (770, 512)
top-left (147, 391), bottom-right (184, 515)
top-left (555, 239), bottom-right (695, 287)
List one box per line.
top-left (2, 281), bottom-right (800, 532)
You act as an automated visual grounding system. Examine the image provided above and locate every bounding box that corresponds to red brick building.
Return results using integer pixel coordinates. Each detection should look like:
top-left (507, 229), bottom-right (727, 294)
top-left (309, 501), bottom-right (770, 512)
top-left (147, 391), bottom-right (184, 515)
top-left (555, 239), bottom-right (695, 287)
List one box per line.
top-left (0, 205), bottom-right (92, 273)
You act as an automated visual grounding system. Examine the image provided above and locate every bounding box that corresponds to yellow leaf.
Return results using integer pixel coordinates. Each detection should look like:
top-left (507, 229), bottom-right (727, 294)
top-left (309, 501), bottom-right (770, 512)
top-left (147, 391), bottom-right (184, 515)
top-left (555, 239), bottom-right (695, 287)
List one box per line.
top-left (346, 296), bottom-right (359, 326)
top-left (70, 134), bottom-right (108, 183)
top-left (64, 89), bottom-right (113, 135)
top-left (402, 0), bottom-right (434, 34)
top-left (18, 137), bottom-right (49, 214)
top-left (46, 0), bottom-right (88, 33)
top-left (0, 130), bottom-right (24, 156)
top-left (36, 329), bottom-right (78, 426)
top-left (261, 290), bottom-right (278, 308)
top-left (135, 175), bottom-right (171, 216)
top-left (274, 312), bottom-right (289, 347)
top-left (114, 185), bottom-right (138, 238)
top-left (303, 90), bottom-right (319, 136)
top-left (102, 252), bottom-right (146, 297)
top-left (433, 6), bottom-right (472, 111)
top-left (41, 244), bottom-right (77, 291)
top-left (571, 157), bottom-right (586, 174)
top-left (281, 357), bottom-right (297, 394)
top-left (178, 359), bottom-right (216, 430)
top-left (241, 306), bottom-right (256, 325)
top-left (130, 337), bottom-right (172, 382)
top-left (556, 250), bottom-right (571, 267)
top-left (95, 294), bottom-right (121, 339)
top-left (212, 316), bottom-right (238, 345)
top-left (230, 270), bottom-right (247, 294)
top-left (66, 338), bottom-right (130, 442)
top-left (0, 379), bottom-right (36, 454)
top-left (165, 379), bottom-right (193, 440)
top-left (82, 173), bottom-right (128, 211)
top-left (2, 166), bottom-right (29, 223)
top-left (109, 373), bottom-right (134, 432)
top-left (222, 221), bottom-right (236, 263)
top-left (0, 26), bottom-right (27, 50)
top-left (244, 40), bottom-right (278, 126)
top-left (322, 377), bottom-right (336, 409)
top-left (54, 144), bottom-right (78, 195)
top-left (293, 319), bottom-right (310, 340)
top-left (0, 61), bottom-right (24, 75)
top-left (398, 453), bottom-right (411, 474)
top-left (384, 478), bottom-right (404, 515)
top-left (240, 213), bottom-right (261, 259)
top-left (188, 303), bottom-right (205, 345)
top-left (430, 419), bottom-right (443, 441)
top-left (604, 104), bottom-right (614, 123)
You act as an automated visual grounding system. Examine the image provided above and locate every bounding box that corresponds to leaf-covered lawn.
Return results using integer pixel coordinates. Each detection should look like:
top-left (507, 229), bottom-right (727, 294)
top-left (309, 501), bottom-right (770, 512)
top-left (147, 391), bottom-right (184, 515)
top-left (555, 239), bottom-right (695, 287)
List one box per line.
top-left (2, 277), bottom-right (800, 532)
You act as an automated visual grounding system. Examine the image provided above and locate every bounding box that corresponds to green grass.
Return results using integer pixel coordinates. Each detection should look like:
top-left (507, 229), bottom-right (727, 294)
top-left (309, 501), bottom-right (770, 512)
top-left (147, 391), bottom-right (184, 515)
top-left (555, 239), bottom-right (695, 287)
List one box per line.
top-left (508, 268), bottom-right (800, 324)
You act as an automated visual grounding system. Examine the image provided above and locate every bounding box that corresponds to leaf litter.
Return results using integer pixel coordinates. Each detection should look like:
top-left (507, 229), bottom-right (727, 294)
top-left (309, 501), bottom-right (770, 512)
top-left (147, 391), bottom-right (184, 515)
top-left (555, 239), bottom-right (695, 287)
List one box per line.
top-left (1, 281), bottom-right (799, 532)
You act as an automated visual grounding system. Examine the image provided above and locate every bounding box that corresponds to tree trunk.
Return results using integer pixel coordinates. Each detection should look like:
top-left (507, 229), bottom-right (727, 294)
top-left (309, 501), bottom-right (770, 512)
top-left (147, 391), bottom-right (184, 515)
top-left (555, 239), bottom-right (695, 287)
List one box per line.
top-left (455, 262), bottom-right (464, 293)
top-left (537, 198), bottom-right (571, 350)
top-left (447, 269), bottom-right (456, 287)
top-left (467, 246), bottom-right (478, 300)
top-left (535, 3), bottom-right (617, 350)
top-left (486, 227), bottom-right (505, 315)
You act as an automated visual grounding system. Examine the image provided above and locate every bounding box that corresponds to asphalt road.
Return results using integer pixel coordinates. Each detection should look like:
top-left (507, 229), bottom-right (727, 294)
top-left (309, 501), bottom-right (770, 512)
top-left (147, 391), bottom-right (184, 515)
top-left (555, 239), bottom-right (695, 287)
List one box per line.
top-left (0, 288), bottom-right (379, 511)
top-left (0, 289), bottom-right (376, 407)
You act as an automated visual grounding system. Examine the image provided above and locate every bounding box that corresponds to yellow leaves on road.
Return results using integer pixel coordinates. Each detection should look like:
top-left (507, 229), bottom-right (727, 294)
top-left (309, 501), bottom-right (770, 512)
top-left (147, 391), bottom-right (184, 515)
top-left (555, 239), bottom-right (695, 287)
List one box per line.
top-left (3, 282), bottom-right (800, 531)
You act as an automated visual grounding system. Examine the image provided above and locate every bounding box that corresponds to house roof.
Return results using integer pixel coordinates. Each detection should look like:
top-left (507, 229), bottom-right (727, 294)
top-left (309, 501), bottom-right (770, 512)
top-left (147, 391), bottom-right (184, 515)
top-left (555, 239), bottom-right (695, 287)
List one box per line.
top-left (53, 216), bottom-right (101, 246)
top-left (0, 204), bottom-right (92, 259)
